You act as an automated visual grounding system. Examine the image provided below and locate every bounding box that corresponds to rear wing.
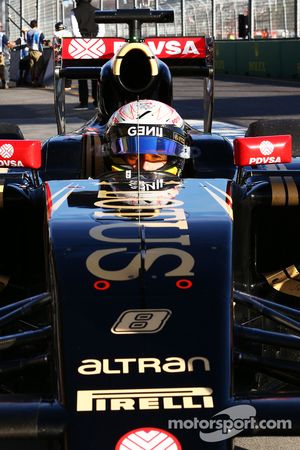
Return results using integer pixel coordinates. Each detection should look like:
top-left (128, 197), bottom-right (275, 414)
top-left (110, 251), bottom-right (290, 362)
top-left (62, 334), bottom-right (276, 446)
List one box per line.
top-left (61, 36), bottom-right (208, 69)
top-left (54, 8), bottom-right (214, 135)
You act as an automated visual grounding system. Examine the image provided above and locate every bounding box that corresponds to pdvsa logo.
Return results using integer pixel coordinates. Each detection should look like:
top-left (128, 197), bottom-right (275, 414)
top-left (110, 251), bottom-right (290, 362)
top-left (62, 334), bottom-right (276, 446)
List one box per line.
top-left (0, 143), bottom-right (14, 159)
top-left (0, 143), bottom-right (23, 167)
top-left (147, 40), bottom-right (200, 56)
top-left (68, 38), bottom-right (106, 59)
top-left (259, 140), bottom-right (274, 156)
top-left (115, 428), bottom-right (182, 450)
top-left (144, 37), bottom-right (206, 58)
top-left (249, 140), bottom-right (280, 164)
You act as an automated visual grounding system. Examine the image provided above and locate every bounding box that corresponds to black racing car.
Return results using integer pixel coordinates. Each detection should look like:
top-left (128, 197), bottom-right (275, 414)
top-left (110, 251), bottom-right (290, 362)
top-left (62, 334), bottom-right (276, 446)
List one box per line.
top-left (0, 8), bottom-right (300, 450)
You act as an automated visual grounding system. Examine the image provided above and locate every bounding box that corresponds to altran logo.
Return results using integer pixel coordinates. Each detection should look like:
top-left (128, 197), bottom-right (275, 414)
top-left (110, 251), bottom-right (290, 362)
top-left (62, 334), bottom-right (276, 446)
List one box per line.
top-left (0, 144), bottom-right (14, 159)
top-left (115, 428), bottom-right (182, 450)
top-left (259, 140), bottom-right (274, 156)
top-left (68, 38), bottom-right (106, 59)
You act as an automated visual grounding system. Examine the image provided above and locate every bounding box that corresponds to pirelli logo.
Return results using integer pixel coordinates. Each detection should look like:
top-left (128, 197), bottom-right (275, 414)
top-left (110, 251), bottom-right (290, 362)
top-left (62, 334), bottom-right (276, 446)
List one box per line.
top-left (77, 387), bottom-right (213, 412)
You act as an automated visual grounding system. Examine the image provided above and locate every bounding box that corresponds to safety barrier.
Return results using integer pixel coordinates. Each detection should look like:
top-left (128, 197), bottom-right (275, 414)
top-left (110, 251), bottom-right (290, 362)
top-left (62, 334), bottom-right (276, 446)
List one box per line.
top-left (215, 40), bottom-right (300, 80)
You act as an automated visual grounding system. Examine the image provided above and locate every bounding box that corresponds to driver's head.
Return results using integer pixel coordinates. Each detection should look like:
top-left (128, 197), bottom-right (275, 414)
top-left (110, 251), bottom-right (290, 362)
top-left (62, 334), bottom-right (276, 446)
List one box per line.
top-left (104, 100), bottom-right (190, 176)
top-left (55, 21), bottom-right (65, 31)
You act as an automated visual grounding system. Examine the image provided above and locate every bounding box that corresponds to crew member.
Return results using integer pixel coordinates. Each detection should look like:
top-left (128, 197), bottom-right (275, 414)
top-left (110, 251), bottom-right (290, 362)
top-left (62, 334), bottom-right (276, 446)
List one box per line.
top-left (25, 20), bottom-right (45, 86)
top-left (0, 22), bottom-right (14, 89)
top-left (71, 0), bottom-right (105, 110)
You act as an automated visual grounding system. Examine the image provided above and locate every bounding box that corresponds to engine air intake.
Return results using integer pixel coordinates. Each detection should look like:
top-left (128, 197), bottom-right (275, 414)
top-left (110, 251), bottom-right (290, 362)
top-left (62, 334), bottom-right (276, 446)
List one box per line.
top-left (113, 43), bottom-right (158, 92)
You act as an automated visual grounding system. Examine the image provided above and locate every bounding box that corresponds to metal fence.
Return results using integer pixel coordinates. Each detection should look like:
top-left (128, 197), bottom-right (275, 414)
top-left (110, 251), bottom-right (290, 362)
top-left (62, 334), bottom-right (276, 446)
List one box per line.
top-left (1, 0), bottom-right (299, 40)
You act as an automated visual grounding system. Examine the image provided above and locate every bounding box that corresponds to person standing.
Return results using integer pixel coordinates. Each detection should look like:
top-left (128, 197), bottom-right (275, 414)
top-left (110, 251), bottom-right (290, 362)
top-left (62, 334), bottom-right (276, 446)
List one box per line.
top-left (25, 20), bottom-right (45, 86)
top-left (54, 21), bottom-right (73, 90)
top-left (70, 0), bottom-right (104, 110)
top-left (0, 22), bottom-right (14, 89)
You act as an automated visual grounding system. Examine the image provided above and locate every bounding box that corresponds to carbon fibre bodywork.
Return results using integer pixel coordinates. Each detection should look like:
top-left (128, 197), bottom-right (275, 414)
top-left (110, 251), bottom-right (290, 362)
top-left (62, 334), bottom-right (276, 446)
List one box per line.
top-left (47, 177), bottom-right (232, 449)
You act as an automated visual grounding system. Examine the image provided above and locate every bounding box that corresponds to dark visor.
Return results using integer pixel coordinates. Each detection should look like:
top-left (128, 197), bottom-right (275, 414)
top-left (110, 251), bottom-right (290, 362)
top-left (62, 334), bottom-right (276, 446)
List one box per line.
top-left (111, 136), bottom-right (190, 159)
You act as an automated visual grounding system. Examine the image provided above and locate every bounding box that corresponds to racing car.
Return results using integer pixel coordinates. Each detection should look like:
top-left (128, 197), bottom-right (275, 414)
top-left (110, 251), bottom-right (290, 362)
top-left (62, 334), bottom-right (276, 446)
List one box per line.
top-left (0, 8), bottom-right (300, 450)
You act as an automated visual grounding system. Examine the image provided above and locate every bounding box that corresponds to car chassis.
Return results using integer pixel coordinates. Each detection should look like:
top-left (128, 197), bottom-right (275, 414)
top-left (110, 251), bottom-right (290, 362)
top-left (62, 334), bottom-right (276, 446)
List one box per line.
top-left (0, 8), bottom-right (300, 450)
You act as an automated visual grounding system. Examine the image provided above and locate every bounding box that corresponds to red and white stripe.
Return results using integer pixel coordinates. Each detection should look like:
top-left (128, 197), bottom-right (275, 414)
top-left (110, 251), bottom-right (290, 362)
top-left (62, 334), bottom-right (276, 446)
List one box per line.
top-left (68, 38), bottom-right (106, 59)
top-left (116, 428), bottom-right (181, 450)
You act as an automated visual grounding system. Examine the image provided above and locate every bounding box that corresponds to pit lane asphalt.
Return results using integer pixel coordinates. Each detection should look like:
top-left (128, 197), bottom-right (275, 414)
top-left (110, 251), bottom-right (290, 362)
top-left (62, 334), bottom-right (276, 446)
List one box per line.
top-left (1, 75), bottom-right (300, 140)
top-left (1, 76), bottom-right (300, 450)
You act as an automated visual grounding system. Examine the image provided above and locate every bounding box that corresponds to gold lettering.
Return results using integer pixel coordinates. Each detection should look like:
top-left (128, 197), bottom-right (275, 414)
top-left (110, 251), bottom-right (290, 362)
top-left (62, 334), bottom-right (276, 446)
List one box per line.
top-left (95, 399), bottom-right (106, 411)
top-left (203, 396), bottom-right (214, 408)
top-left (183, 396), bottom-right (202, 408)
top-left (78, 359), bottom-right (101, 375)
top-left (89, 223), bottom-right (189, 244)
top-left (86, 247), bottom-right (195, 281)
top-left (111, 398), bottom-right (135, 410)
top-left (162, 357), bottom-right (186, 373)
top-left (114, 358), bottom-right (136, 374)
top-left (102, 359), bottom-right (121, 374)
top-left (163, 397), bottom-right (182, 409)
top-left (249, 61), bottom-right (266, 72)
top-left (138, 358), bottom-right (161, 373)
top-left (139, 398), bottom-right (160, 410)
top-left (187, 356), bottom-right (211, 372)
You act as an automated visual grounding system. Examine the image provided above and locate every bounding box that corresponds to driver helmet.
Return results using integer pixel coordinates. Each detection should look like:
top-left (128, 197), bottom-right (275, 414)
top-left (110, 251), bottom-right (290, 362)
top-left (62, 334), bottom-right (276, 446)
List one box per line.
top-left (55, 21), bottom-right (65, 31)
top-left (104, 99), bottom-right (190, 176)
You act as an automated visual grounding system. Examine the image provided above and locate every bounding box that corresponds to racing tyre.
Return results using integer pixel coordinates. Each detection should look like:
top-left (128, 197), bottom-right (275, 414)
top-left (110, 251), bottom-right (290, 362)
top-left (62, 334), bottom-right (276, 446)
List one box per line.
top-left (0, 123), bottom-right (24, 140)
top-left (246, 119), bottom-right (300, 156)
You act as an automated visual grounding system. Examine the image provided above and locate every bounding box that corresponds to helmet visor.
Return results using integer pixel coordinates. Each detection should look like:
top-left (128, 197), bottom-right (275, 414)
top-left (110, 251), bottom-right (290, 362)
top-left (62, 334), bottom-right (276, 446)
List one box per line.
top-left (111, 136), bottom-right (190, 159)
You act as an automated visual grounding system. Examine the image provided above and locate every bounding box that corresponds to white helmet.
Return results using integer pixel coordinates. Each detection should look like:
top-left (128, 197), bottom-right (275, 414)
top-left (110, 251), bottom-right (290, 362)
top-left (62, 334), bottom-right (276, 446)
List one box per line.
top-left (105, 100), bottom-right (190, 175)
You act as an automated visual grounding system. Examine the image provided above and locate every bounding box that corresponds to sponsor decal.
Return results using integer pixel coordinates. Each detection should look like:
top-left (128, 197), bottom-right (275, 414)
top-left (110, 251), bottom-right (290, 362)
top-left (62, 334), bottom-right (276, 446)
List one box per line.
top-left (0, 143), bottom-right (14, 158)
top-left (173, 132), bottom-right (185, 145)
top-left (128, 179), bottom-right (164, 191)
top-left (0, 160), bottom-right (24, 167)
top-left (0, 140), bottom-right (41, 169)
top-left (259, 140), bottom-right (274, 156)
top-left (86, 183), bottom-right (194, 283)
top-left (144, 37), bottom-right (206, 58)
top-left (0, 143), bottom-right (23, 167)
top-left (233, 135), bottom-right (292, 166)
top-left (77, 356), bottom-right (210, 375)
top-left (249, 156), bottom-right (281, 164)
top-left (127, 125), bottom-right (163, 137)
top-left (62, 38), bottom-right (125, 59)
top-left (115, 427), bottom-right (182, 450)
top-left (111, 309), bottom-right (171, 334)
top-left (77, 386), bottom-right (214, 411)
top-left (62, 37), bottom-right (205, 60)
top-left (68, 38), bottom-right (106, 59)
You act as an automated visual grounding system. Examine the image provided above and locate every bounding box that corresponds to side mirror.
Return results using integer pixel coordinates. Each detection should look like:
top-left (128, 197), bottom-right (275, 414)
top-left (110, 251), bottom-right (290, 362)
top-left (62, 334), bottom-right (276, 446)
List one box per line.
top-left (0, 140), bottom-right (42, 186)
top-left (233, 135), bottom-right (292, 167)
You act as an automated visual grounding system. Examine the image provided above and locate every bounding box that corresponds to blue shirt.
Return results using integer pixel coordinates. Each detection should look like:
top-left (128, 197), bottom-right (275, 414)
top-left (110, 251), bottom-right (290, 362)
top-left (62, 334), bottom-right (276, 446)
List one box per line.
top-left (0, 32), bottom-right (9, 53)
top-left (26, 28), bottom-right (44, 52)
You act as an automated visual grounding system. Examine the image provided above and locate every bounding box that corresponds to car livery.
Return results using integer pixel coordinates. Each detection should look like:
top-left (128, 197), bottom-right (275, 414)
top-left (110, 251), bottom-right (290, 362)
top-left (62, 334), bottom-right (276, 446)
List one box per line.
top-left (0, 7), bottom-right (300, 450)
